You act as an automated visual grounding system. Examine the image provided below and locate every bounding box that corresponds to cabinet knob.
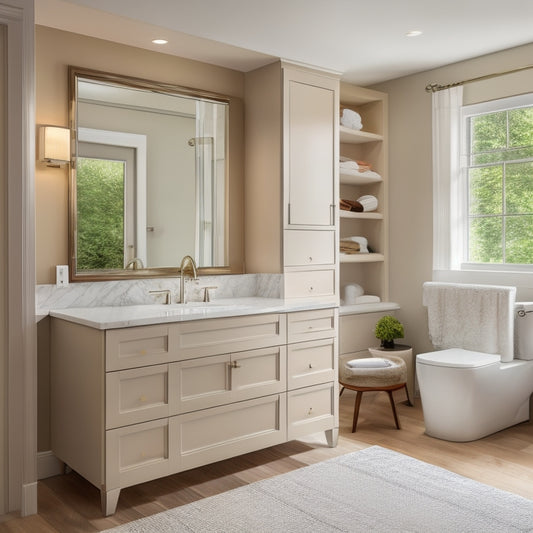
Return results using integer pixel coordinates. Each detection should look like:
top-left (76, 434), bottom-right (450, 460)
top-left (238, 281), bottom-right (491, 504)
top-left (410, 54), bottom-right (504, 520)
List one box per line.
top-left (139, 395), bottom-right (147, 403)
top-left (307, 407), bottom-right (313, 415)
top-left (309, 286), bottom-right (314, 292)
top-left (308, 363), bottom-right (313, 369)
top-left (308, 256), bottom-right (313, 262)
top-left (140, 349), bottom-right (147, 356)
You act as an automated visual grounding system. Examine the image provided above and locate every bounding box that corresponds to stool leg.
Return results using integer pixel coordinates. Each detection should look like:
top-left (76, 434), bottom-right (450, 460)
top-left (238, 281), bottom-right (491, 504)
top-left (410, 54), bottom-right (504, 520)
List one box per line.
top-left (386, 390), bottom-right (401, 430)
top-left (404, 383), bottom-right (413, 407)
top-left (339, 386), bottom-right (345, 397)
top-left (352, 391), bottom-right (363, 432)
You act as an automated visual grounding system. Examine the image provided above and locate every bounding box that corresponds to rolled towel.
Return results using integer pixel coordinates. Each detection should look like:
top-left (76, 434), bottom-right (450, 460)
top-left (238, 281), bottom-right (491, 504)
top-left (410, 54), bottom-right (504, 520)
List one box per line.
top-left (357, 195), bottom-right (378, 212)
top-left (346, 358), bottom-right (392, 369)
top-left (344, 283), bottom-right (364, 304)
top-left (340, 108), bottom-right (363, 130)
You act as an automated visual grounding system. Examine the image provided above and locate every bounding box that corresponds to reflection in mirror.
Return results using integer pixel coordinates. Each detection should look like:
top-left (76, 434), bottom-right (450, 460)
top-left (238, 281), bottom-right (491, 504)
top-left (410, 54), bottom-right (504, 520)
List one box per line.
top-left (69, 67), bottom-right (230, 280)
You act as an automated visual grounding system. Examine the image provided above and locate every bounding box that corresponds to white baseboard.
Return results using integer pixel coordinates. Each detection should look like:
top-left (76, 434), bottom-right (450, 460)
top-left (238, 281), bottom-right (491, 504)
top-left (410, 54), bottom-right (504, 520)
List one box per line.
top-left (37, 451), bottom-right (64, 480)
top-left (21, 482), bottom-right (37, 516)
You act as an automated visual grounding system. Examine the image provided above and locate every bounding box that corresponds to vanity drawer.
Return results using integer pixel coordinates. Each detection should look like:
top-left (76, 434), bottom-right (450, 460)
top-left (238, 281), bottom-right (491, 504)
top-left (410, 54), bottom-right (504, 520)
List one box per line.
top-left (177, 394), bottom-right (287, 470)
top-left (106, 364), bottom-right (171, 429)
top-left (176, 346), bottom-right (287, 413)
top-left (106, 324), bottom-right (179, 371)
top-left (106, 417), bottom-right (179, 490)
top-left (287, 338), bottom-right (337, 390)
top-left (284, 269), bottom-right (335, 298)
top-left (287, 382), bottom-right (336, 440)
top-left (175, 313), bottom-right (286, 359)
top-left (284, 230), bottom-right (335, 266)
top-left (287, 308), bottom-right (337, 343)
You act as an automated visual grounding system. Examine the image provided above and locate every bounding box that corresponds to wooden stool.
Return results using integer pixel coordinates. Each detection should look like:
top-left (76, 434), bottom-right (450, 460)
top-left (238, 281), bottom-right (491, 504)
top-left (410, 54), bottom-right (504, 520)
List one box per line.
top-left (339, 355), bottom-right (410, 432)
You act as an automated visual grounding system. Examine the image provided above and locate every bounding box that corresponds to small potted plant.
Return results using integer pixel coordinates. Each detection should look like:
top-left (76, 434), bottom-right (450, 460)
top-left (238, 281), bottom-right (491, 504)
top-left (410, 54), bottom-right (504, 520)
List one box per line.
top-left (374, 315), bottom-right (404, 349)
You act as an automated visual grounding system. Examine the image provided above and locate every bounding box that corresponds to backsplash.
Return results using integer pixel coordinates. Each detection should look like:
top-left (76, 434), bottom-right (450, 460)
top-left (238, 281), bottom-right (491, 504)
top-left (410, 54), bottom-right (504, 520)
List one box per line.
top-left (36, 274), bottom-right (282, 314)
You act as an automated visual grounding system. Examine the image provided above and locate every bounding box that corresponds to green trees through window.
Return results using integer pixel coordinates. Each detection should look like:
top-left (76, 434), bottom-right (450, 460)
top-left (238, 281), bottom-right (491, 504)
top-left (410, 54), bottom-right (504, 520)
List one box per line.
top-left (77, 157), bottom-right (125, 270)
top-left (467, 105), bottom-right (533, 264)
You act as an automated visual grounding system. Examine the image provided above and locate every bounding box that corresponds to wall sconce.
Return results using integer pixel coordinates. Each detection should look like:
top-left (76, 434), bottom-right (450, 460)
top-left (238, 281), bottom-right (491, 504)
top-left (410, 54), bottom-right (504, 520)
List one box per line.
top-left (38, 125), bottom-right (71, 167)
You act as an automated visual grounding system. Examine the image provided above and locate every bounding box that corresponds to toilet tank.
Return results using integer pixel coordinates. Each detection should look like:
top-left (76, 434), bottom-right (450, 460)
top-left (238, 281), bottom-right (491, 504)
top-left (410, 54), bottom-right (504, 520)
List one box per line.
top-left (515, 302), bottom-right (533, 360)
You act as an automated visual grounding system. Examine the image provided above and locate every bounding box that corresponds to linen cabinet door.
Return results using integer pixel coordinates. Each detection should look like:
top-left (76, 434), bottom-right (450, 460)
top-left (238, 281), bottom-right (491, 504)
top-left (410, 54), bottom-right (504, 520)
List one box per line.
top-left (284, 67), bottom-right (338, 227)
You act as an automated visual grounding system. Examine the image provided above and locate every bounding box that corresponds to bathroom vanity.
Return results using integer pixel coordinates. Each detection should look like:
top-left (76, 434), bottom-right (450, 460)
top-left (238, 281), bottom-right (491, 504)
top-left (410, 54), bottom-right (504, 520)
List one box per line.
top-left (49, 301), bottom-right (338, 515)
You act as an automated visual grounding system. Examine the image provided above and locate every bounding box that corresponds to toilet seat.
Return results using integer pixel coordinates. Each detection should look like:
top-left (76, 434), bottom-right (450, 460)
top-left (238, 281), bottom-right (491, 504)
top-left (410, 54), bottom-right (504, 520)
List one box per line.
top-left (417, 348), bottom-right (501, 368)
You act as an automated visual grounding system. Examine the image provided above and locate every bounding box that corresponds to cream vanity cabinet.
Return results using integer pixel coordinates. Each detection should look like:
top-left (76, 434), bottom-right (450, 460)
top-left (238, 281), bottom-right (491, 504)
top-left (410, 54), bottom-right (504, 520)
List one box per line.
top-left (50, 308), bottom-right (338, 516)
top-left (244, 61), bottom-right (339, 300)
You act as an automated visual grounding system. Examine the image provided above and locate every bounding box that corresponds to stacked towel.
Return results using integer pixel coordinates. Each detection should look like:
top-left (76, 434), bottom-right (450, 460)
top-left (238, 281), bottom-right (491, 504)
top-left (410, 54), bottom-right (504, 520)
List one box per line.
top-left (339, 157), bottom-right (372, 172)
top-left (340, 108), bottom-right (363, 130)
top-left (339, 240), bottom-right (360, 254)
top-left (422, 282), bottom-right (516, 362)
top-left (340, 236), bottom-right (369, 253)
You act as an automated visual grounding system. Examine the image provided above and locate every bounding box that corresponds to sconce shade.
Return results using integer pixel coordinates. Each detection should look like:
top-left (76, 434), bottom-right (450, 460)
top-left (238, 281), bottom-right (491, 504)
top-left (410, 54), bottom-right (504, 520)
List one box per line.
top-left (39, 126), bottom-right (70, 164)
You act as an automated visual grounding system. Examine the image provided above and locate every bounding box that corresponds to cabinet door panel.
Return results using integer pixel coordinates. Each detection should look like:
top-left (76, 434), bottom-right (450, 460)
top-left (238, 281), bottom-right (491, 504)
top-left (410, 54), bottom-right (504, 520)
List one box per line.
top-left (106, 417), bottom-right (179, 490)
top-left (287, 308), bottom-right (337, 343)
top-left (177, 394), bottom-right (287, 470)
top-left (287, 338), bottom-right (337, 390)
top-left (231, 346), bottom-right (286, 400)
top-left (287, 382), bottom-right (337, 440)
top-left (285, 74), bottom-right (336, 227)
top-left (106, 364), bottom-right (170, 429)
top-left (284, 230), bottom-right (335, 266)
top-left (175, 354), bottom-right (231, 413)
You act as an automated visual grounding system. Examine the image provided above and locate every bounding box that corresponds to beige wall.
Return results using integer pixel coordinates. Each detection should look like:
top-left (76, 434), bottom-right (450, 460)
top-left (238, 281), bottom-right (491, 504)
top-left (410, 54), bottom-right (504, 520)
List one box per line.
top-left (35, 25), bottom-right (245, 284)
top-left (373, 41), bottom-right (533, 355)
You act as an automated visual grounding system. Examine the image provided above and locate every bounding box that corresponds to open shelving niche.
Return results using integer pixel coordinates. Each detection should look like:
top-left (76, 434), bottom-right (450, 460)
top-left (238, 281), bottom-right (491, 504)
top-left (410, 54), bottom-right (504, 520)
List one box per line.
top-left (338, 84), bottom-right (397, 314)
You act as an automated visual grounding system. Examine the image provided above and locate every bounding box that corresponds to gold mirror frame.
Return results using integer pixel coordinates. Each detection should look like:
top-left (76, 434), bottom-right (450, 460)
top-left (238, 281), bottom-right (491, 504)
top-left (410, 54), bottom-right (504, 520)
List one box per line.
top-left (68, 66), bottom-right (238, 281)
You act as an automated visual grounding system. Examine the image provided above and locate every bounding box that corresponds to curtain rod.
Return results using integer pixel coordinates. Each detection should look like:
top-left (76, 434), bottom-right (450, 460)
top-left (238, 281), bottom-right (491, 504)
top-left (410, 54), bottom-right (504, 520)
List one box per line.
top-left (425, 64), bottom-right (533, 93)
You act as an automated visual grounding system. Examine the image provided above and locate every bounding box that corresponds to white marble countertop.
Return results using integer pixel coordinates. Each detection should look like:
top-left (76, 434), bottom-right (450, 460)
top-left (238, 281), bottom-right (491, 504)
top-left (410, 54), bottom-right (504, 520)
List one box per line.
top-left (48, 297), bottom-right (338, 330)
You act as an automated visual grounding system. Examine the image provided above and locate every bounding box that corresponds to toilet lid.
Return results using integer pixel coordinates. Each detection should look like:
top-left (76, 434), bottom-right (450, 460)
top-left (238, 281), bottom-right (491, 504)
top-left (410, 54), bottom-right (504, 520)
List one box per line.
top-left (417, 348), bottom-right (501, 368)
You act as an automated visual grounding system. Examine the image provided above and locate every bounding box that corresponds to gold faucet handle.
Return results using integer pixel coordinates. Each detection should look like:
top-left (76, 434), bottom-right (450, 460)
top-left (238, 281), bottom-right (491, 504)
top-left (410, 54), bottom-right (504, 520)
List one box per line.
top-left (202, 286), bottom-right (218, 302)
top-left (149, 289), bottom-right (172, 305)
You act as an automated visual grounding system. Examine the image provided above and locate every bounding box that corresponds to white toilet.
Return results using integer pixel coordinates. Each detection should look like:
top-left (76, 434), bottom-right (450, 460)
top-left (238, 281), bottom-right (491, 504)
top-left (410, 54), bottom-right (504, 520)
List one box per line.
top-left (417, 302), bottom-right (533, 442)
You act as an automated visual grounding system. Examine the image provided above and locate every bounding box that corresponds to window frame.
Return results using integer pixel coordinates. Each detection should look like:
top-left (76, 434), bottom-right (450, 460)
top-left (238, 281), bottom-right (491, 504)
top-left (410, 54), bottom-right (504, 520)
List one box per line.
top-left (459, 92), bottom-right (533, 272)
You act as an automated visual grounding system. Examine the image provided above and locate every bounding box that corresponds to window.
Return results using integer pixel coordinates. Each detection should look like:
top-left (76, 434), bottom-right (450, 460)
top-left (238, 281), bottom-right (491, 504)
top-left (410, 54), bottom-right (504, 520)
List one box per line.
top-left (461, 94), bottom-right (533, 270)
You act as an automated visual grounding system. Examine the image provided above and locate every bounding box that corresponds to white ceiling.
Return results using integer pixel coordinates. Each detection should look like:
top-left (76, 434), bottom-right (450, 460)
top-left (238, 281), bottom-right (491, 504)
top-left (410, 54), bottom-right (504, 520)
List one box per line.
top-left (37, 0), bottom-right (533, 85)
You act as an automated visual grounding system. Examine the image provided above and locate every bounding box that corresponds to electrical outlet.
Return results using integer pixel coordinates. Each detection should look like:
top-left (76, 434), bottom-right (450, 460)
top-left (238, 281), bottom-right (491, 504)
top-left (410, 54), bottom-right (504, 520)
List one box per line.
top-left (56, 265), bottom-right (69, 287)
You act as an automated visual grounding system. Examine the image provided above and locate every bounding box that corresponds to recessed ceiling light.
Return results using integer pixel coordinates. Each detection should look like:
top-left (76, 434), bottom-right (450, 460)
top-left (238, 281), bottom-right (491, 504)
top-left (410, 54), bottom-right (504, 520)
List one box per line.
top-left (152, 39), bottom-right (168, 45)
top-left (406, 30), bottom-right (423, 37)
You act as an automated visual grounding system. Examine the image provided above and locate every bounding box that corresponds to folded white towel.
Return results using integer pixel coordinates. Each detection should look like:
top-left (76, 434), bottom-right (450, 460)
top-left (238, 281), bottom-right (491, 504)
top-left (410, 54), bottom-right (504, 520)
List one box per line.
top-left (340, 108), bottom-right (363, 130)
top-left (346, 358), bottom-right (391, 369)
top-left (422, 282), bottom-right (516, 362)
top-left (355, 295), bottom-right (381, 304)
top-left (341, 236), bottom-right (368, 253)
top-left (339, 160), bottom-right (360, 170)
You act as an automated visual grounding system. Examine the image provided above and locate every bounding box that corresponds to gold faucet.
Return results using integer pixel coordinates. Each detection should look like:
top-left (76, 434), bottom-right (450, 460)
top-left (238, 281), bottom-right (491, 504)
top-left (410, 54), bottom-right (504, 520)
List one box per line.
top-left (125, 257), bottom-right (144, 270)
top-left (178, 255), bottom-right (198, 303)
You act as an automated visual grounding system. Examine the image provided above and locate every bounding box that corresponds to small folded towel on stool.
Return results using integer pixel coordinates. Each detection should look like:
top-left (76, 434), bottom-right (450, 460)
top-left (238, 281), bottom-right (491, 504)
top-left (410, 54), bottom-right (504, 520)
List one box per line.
top-left (346, 358), bottom-right (392, 369)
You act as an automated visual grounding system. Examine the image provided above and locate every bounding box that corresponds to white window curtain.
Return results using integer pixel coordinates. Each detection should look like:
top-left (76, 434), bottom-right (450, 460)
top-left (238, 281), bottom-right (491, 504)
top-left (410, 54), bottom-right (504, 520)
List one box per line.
top-left (432, 85), bottom-right (463, 271)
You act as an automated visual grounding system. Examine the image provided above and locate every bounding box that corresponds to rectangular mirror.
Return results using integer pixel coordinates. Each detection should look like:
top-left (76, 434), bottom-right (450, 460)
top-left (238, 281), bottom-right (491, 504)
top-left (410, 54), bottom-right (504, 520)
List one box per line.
top-left (69, 66), bottom-right (232, 280)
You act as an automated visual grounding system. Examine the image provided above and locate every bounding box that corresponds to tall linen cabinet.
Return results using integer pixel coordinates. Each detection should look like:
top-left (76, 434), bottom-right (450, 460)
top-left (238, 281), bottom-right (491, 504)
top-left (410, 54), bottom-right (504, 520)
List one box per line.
top-left (244, 61), bottom-right (339, 301)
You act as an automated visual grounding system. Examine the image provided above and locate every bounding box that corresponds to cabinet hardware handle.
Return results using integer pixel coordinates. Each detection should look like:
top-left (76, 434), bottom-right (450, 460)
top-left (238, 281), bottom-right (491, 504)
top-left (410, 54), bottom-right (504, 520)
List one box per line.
top-left (308, 256), bottom-right (313, 262)
top-left (309, 286), bottom-right (314, 292)
top-left (140, 349), bottom-right (147, 356)
top-left (308, 363), bottom-right (313, 369)
top-left (139, 395), bottom-right (147, 403)
top-left (228, 361), bottom-right (241, 369)
top-left (307, 407), bottom-right (313, 415)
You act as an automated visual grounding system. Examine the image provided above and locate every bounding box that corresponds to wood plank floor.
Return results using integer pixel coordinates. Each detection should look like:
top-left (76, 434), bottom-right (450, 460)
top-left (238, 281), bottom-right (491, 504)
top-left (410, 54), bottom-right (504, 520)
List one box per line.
top-left (2, 391), bottom-right (533, 532)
